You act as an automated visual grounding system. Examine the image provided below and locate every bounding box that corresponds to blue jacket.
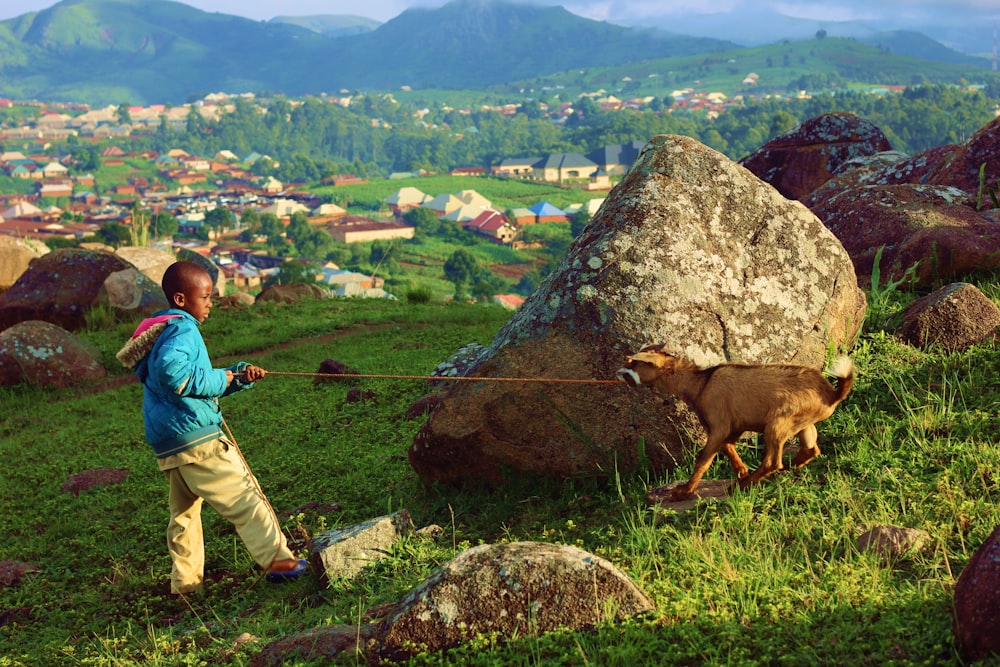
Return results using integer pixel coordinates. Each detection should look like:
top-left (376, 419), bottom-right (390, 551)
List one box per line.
top-left (133, 309), bottom-right (252, 458)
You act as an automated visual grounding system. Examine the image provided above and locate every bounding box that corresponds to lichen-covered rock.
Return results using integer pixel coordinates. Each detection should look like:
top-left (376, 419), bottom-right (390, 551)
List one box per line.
top-left (0, 236), bottom-right (48, 290)
top-left (856, 525), bottom-right (930, 560)
top-left (867, 144), bottom-right (959, 187)
top-left (739, 112), bottom-right (893, 200)
top-left (311, 510), bottom-right (414, 582)
top-left (809, 183), bottom-right (1000, 286)
top-left (0, 248), bottom-right (136, 331)
top-left (0, 320), bottom-right (106, 387)
top-left (370, 542), bottom-right (654, 663)
top-left (95, 267), bottom-right (169, 316)
top-left (411, 134), bottom-right (865, 486)
top-left (953, 524), bottom-right (1000, 662)
top-left (925, 115), bottom-right (1000, 198)
top-left (114, 246), bottom-right (175, 286)
top-left (802, 150), bottom-right (910, 210)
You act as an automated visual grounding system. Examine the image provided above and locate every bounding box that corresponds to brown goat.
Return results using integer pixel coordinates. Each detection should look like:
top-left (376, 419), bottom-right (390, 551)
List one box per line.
top-left (616, 345), bottom-right (856, 501)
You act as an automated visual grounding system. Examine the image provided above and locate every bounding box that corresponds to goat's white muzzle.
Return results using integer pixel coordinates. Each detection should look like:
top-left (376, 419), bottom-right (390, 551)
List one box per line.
top-left (616, 368), bottom-right (641, 387)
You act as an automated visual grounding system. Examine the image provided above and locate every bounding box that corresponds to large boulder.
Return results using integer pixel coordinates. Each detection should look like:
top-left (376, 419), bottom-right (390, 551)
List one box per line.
top-left (925, 115), bottom-right (1000, 198)
top-left (114, 246), bottom-right (175, 287)
top-left (0, 248), bottom-right (137, 332)
top-left (0, 236), bottom-right (48, 291)
top-left (808, 183), bottom-right (1000, 286)
top-left (739, 112), bottom-right (893, 200)
top-left (96, 267), bottom-right (169, 317)
top-left (953, 524), bottom-right (1000, 662)
top-left (0, 320), bottom-right (106, 387)
top-left (175, 248), bottom-right (225, 295)
top-left (410, 134), bottom-right (866, 486)
top-left (370, 542), bottom-right (654, 663)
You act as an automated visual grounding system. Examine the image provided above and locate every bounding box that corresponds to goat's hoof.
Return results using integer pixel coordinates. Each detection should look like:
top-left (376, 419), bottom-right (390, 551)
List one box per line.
top-left (647, 483), bottom-right (693, 504)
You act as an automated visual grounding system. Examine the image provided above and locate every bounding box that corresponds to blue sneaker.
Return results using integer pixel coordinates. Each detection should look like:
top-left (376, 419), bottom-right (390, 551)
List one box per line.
top-left (265, 559), bottom-right (308, 583)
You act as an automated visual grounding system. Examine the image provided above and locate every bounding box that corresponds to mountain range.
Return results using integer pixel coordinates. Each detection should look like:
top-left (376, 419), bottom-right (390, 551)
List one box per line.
top-left (0, 0), bottom-right (993, 106)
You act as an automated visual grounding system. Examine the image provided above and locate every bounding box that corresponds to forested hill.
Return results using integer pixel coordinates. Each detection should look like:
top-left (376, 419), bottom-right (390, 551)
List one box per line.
top-left (0, 0), bottom-right (733, 104)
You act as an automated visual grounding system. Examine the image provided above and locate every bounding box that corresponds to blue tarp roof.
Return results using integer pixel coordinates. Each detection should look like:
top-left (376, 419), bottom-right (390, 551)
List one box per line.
top-left (528, 201), bottom-right (565, 216)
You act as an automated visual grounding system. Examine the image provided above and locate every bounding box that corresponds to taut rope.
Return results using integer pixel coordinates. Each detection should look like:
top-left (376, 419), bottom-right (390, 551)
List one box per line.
top-left (250, 371), bottom-right (625, 386)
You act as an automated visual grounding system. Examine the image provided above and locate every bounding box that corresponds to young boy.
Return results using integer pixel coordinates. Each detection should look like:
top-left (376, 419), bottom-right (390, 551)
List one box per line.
top-left (117, 260), bottom-right (306, 594)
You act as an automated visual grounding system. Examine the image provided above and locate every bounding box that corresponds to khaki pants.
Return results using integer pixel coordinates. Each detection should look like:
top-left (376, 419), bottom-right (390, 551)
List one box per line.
top-left (160, 437), bottom-right (293, 594)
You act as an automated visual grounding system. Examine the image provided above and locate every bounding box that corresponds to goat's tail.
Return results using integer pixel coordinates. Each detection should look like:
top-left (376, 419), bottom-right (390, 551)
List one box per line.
top-left (827, 356), bottom-right (857, 404)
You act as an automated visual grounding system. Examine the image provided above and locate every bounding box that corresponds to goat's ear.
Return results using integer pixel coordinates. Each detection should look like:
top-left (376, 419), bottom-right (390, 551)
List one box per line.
top-left (627, 351), bottom-right (666, 367)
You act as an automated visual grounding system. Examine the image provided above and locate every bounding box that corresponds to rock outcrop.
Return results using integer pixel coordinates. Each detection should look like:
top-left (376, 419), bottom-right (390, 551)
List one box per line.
top-left (0, 248), bottom-right (137, 331)
top-left (0, 236), bottom-right (47, 291)
top-left (370, 542), bottom-right (654, 662)
top-left (0, 320), bottom-right (106, 387)
top-left (410, 134), bottom-right (865, 486)
top-left (740, 112), bottom-right (893, 200)
top-left (895, 282), bottom-right (1000, 351)
top-left (953, 524), bottom-right (1000, 662)
top-left (807, 184), bottom-right (1000, 286)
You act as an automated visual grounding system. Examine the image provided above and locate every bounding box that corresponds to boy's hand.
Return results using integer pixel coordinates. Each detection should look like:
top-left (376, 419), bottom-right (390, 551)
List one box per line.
top-left (225, 370), bottom-right (234, 387)
top-left (243, 365), bottom-right (268, 382)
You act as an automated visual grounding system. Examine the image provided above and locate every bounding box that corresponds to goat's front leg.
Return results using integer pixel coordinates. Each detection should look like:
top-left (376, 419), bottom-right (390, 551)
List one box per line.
top-left (791, 424), bottom-right (820, 468)
top-left (670, 432), bottom-right (727, 500)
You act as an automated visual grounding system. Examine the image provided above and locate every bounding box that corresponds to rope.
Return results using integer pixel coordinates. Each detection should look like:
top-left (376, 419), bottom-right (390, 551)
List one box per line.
top-left (250, 371), bottom-right (626, 386)
top-left (220, 417), bottom-right (288, 591)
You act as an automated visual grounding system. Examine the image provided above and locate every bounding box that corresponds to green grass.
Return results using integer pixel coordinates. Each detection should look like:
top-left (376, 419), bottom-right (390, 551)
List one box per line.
top-left (1, 289), bottom-right (999, 665)
top-left (311, 174), bottom-right (605, 213)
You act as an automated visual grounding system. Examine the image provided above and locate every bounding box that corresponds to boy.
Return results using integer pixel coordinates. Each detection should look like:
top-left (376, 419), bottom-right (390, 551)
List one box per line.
top-left (117, 260), bottom-right (305, 594)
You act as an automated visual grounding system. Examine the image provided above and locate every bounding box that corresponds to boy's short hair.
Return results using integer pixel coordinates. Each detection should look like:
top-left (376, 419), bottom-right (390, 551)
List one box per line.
top-left (162, 261), bottom-right (210, 302)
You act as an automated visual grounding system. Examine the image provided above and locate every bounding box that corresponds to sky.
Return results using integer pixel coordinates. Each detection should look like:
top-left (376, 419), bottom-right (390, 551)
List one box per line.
top-left (0, 0), bottom-right (996, 25)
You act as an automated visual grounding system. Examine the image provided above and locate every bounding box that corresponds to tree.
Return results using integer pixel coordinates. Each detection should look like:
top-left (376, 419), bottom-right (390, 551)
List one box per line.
top-left (260, 213), bottom-right (285, 250)
top-left (240, 208), bottom-right (261, 236)
top-left (815, 29), bottom-right (827, 39)
top-left (470, 268), bottom-right (503, 302)
top-left (286, 211), bottom-right (312, 246)
top-left (204, 207), bottom-right (234, 237)
top-left (403, 206), bottom-right (442, 237)
top-left (443, 248), bottom-right (479, 299)
top-left (97, 222), bottom-right (131, 247)
top-left (263, 260), bottom-right (319, 288)
top-left (115, 103), bottom-right (132, 126)
top-left (150, 211), bottom-right (179, 239)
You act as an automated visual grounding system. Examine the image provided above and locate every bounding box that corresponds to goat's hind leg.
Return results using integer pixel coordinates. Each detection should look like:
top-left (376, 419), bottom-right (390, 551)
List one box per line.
top-left (739, 422), bottom-right (791, 489)
top-left (791, 424), bottom-right (820, 468)
top-left (721, 442), bottom-right (749, 480)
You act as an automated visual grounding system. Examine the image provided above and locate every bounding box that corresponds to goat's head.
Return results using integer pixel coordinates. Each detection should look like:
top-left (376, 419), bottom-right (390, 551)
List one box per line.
top-left (616, 344), bottom-right (678, 387)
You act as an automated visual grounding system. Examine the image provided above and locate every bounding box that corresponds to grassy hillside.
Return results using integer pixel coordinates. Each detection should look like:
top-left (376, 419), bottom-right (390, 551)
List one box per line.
top-left (502, 36), bottom-right (997, 102)
top-left (0, 0), bottom-right (731, 105)
top-left (1, 281), bottom-right (999, 664)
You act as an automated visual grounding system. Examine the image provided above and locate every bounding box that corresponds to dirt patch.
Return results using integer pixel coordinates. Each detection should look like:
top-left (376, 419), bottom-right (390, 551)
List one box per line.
top-left (0, 561), bottom-right (39, 589)
top-left (62, 467), bottom-right (130, 495)
top-left (489, 263), bottom-right (536, 280)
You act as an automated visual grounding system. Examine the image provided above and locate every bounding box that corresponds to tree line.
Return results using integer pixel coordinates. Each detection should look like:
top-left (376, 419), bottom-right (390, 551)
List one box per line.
top-left (113, 83), bottom-right (1000, 183)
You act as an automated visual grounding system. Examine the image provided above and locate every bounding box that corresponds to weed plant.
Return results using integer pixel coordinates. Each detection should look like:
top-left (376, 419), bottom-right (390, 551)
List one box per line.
top-left (1, 288), bottom-right (999, 666)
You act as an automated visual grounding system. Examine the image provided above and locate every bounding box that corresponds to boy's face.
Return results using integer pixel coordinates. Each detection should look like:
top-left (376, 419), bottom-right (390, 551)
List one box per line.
top-left (171, 271), bottom-right (214, 322)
